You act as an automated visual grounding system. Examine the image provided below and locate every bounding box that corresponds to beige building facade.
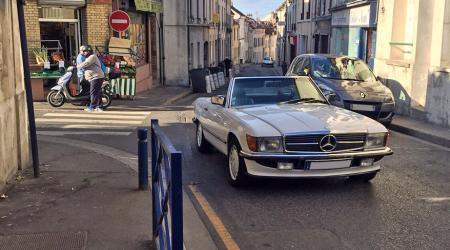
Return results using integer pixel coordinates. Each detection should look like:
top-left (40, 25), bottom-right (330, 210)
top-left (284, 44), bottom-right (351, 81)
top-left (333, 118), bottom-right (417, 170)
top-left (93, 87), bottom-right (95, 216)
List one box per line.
top-left (0, 0), bottom-right (32, 189)
top-left (374, 0), bottom-right (450, 127)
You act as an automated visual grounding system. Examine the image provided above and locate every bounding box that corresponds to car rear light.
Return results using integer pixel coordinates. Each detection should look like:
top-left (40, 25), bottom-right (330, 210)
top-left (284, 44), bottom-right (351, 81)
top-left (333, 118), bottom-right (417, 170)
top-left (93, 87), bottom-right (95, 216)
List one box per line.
top-left (246, 135), bottom-right (257, 152)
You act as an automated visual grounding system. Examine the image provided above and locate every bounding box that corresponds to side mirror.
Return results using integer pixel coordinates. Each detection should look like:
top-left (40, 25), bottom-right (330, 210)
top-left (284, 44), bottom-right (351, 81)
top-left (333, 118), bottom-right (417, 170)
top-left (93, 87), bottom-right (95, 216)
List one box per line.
top-left (211, 95), bottom-right (225, 106)
top-left (320, 88), bottom-right (336, 102)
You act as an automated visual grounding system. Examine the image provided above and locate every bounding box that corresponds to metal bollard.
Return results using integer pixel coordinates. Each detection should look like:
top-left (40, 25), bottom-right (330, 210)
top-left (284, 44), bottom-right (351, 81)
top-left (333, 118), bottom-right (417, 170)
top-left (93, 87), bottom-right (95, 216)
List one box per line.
top-left (138, 128), bottom-right (149, 190)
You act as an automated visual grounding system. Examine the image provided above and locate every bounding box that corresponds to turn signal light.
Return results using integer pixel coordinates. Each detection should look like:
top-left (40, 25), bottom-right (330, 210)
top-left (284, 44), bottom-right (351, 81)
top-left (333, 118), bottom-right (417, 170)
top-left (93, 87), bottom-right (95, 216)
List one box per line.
top-left (246, 135), bottom-right (257, 152)
top-left (385, 131), bottom-right (390, 146)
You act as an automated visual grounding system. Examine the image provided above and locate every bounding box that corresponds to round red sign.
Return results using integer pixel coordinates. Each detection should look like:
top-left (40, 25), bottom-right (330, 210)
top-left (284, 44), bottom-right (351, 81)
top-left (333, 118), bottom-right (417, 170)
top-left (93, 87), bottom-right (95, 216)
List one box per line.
top-left (109, 10), bottom-right (130, 32)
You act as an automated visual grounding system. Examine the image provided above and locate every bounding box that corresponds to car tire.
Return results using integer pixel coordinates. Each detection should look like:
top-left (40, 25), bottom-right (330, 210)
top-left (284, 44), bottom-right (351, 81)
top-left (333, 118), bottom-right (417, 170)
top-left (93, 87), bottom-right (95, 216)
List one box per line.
top-left (196, 123), bottom-right (212, 153)
top-left (349, 172), bottom-right (377, 182)
top-left (227, 139), bottom-right (248, 187)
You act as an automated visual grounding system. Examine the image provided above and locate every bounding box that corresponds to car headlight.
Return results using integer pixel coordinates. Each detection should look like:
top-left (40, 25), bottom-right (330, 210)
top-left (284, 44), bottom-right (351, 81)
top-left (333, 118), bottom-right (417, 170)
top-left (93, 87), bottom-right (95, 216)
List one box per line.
top-left (365, 133), bottom-right (387, 149)
top-left (247, 135), bottom-right (283, 152)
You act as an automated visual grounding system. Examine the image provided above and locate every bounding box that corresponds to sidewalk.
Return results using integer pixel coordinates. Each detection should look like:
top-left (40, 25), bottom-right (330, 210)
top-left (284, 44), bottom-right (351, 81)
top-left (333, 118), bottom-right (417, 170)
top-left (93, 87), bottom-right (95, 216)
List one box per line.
top-left (390, 115), bottom-right (450, 148)
top-left (0, 135), bottom-right (217, 250)
top-left (112, 85), bottom-right (192, 109)
top-left (0, 138), bottom-right (152, 249)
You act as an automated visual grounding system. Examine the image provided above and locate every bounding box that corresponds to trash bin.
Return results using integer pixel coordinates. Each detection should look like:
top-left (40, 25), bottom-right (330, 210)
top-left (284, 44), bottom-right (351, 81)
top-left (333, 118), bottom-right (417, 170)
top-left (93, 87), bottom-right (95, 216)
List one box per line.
top-left (190, 68), bottom-right (208, 93)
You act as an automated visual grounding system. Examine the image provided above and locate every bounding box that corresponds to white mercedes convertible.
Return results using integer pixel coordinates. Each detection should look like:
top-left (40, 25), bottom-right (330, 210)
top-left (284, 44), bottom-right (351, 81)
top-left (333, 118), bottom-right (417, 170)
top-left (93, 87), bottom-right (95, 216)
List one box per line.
top-left (193, 76), bottom-right (393, 186)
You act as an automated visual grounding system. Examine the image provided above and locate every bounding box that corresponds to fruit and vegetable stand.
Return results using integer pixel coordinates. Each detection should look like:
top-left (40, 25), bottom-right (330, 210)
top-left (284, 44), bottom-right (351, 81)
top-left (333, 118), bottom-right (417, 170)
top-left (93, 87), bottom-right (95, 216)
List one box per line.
top-left (30, 71), bottom-right (64, 101)
top-left (97, 41), bottom-right (137, 98)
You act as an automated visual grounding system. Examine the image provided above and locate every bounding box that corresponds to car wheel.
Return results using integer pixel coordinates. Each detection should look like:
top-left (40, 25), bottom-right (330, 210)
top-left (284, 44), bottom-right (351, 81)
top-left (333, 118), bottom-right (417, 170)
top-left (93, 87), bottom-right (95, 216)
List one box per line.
top-left (349, 172), bottom-right (378, 182)
top-left (227, 140), bottom-right (248, 187)
top-left (196, 123), bottom-right (212, 153)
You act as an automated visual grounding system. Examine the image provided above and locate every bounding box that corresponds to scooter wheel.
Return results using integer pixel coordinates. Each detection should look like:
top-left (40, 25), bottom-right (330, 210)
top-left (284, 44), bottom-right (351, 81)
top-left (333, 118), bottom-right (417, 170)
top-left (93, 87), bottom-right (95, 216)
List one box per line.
top-left (101, 94), bottom-right (111, 109)
top-left (47, 91), bottom-right (65, 107)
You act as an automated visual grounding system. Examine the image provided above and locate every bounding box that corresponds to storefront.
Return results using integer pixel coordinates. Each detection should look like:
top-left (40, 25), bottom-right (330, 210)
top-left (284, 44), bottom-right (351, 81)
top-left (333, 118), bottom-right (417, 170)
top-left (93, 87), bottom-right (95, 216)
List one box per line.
top-left (331, 2), bottom-right (377, 68)
top-left (24, 0), bottom-right (161, 101)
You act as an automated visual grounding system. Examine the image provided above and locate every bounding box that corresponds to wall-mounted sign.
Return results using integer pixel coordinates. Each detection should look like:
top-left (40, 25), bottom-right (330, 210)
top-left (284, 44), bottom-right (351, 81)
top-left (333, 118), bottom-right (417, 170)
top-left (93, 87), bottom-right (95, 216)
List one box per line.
top-left (135, 0), bottom-right (163, 13)
top-left (332, 5), bottom-right (371, 27)
top-left (109, 10), bottom-right (131, 32)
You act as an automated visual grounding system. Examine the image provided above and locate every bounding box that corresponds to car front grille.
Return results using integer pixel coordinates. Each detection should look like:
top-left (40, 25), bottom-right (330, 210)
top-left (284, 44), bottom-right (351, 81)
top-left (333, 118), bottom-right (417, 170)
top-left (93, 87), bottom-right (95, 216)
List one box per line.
top-left (284, 133), bottom-right (366, 152)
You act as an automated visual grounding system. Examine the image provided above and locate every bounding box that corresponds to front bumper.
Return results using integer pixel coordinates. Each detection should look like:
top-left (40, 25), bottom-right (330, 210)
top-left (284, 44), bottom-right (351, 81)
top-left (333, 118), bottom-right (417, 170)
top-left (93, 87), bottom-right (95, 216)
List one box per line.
top-left (240, 147), bottom-right (392, 178)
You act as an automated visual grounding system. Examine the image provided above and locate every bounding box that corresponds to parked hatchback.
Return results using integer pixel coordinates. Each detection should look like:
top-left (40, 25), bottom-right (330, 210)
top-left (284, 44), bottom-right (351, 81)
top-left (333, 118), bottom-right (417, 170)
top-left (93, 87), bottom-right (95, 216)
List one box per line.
top-left (287, 54), bottom-right (395, 126)
top-left (262, 57), bottom-right (274, 67)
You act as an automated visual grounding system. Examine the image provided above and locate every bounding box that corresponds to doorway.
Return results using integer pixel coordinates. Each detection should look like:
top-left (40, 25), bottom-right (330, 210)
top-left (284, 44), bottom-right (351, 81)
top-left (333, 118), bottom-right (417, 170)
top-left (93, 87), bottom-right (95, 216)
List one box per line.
top-left (40, 21), bottom-right (80, 62)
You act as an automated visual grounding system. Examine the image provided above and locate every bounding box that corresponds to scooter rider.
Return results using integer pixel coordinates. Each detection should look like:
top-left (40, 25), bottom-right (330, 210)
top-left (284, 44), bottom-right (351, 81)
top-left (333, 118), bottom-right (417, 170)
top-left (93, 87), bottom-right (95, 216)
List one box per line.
top-left (76, 46), bottom-right (90, 96)
top-left (77, 45), bottom-right (105, 112)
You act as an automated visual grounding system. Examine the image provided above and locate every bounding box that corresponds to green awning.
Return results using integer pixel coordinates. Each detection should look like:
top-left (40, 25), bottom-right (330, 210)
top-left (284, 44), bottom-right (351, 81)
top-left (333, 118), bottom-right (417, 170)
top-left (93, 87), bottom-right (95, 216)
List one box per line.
top-left (134, 0), bottom-right (163, 13)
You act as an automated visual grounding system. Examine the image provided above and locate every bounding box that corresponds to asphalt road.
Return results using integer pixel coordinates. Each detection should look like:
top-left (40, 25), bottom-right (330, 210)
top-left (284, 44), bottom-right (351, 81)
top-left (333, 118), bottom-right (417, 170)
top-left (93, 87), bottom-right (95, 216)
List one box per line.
top-left (35, 64), bottom-right (450, 249)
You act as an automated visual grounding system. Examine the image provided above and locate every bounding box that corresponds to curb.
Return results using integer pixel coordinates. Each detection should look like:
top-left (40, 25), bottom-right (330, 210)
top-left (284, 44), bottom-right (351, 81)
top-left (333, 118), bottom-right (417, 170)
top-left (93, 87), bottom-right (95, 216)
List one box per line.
top-left (389, 123), bottom-right (450, 148)
top-left (163, 89), bottom-right (193, 106)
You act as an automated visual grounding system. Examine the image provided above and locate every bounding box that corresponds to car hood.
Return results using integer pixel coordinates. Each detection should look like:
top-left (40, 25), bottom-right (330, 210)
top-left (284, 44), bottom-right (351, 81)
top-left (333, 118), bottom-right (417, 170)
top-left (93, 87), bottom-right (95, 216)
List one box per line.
top-left (236, 104), bottom-right (387, 135)
top-left (314, 78), bottom-right (389, 93)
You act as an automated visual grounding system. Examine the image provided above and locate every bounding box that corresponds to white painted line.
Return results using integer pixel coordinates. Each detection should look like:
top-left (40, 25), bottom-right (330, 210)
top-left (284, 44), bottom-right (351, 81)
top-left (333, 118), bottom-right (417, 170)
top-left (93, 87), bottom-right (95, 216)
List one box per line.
top-left (43, 113), bottom-right (147, 120)
top-left (36, 118), bottom-right (143, 125)
top-left (62, 124), bottom-right (138, 129)
top-left (111, 19), bottom-right (128, 24)
top-left (35, 109), bottom-right (152, 115)
top-left (37, 131), bottom-right (132, 136)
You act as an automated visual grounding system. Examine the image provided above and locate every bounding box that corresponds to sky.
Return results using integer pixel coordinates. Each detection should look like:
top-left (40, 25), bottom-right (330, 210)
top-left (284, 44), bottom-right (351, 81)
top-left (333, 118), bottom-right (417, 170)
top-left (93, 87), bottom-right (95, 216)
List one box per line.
top-left (232, 0), bottom-right (284, 19)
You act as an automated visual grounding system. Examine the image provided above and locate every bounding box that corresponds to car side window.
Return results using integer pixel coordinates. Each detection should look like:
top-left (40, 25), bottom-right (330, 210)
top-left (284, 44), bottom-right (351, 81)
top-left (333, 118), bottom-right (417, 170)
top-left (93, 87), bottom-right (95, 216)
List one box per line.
top-left (291, 57), bottom-right (305, 76)
top-left (302, 58), bottom-right (311, 76)
top-left (286, 58), bottom-right (298, 75)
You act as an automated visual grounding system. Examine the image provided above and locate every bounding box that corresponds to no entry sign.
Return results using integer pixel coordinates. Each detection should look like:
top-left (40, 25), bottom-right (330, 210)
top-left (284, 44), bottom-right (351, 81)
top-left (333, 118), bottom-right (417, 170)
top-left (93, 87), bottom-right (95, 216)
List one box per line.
top-left (109, 10), bottom-right (130, 32)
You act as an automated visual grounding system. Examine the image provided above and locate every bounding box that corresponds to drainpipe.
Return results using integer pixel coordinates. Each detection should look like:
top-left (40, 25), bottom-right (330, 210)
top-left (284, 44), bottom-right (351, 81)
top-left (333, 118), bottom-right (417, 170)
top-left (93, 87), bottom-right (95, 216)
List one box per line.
top-left (17, 0), bottom-right (39, 178)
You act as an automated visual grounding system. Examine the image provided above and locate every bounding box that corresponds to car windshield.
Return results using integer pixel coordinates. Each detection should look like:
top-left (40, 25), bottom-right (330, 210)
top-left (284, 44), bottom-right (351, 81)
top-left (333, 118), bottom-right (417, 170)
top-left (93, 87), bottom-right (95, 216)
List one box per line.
top-left (230, 78), bottom-right (326, 107)
top-left (311, 56), bottom-right (376, 82)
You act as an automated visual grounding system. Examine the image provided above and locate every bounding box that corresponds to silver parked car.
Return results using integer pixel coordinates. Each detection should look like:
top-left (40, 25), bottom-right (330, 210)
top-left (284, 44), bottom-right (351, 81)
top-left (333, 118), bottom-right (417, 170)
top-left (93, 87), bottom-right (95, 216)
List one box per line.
top-left (193, 76), bottom-right (393, 186)
top-left (287, 54), bottom-right (395, 126)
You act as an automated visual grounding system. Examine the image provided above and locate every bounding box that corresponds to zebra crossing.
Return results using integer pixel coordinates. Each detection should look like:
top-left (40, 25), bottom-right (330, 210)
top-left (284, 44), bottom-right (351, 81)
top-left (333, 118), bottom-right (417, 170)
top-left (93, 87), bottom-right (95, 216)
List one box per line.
top-left (35, 108), bottom-right (152, 136)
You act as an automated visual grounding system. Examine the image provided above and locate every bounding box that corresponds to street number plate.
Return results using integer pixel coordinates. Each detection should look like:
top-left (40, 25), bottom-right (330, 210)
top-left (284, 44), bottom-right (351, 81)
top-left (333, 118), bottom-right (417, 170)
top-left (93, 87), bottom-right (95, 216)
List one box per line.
top-left (351, 104), bottom-right (375, 111)
top-left (308, 160), bottom-right (351, 170)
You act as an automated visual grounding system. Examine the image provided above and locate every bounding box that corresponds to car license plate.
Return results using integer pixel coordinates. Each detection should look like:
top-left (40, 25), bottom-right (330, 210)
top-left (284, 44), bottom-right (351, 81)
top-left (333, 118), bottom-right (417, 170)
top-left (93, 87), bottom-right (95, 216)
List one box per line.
top-left (308, 160), bottom-right (351, 170)
top-left (351, 104), bottom-right (375, 111)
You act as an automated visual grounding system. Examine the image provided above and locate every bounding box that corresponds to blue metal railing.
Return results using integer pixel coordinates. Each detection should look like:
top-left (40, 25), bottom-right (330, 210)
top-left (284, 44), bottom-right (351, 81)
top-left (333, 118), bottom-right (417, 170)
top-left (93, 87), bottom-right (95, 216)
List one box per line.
top-left (151, 119), bottom-right (183, 250)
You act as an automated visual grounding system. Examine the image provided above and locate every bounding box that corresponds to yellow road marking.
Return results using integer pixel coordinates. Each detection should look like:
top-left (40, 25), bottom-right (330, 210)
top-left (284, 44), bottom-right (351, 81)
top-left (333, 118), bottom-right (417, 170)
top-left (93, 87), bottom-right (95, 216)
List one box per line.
top-left (188, 185), bottom-right (240, 250)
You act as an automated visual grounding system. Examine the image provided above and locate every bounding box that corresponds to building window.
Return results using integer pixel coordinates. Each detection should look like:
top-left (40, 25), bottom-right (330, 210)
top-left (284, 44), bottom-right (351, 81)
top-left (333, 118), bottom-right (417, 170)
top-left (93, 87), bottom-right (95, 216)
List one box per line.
top-left (307, 0), bottom-right (311, 19)
top-left (301, 0), bottom-right (305, 20)
top-left (197, 42), bottom-right (201, 67)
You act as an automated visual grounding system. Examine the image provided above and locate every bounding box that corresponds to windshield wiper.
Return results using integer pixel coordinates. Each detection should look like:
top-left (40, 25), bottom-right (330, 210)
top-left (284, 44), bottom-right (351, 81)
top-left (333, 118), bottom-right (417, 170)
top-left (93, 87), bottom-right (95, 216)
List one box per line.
top-left (321, 77), bottom-right (364, 82)
top-left (279, 98), bottom-right (326, 104)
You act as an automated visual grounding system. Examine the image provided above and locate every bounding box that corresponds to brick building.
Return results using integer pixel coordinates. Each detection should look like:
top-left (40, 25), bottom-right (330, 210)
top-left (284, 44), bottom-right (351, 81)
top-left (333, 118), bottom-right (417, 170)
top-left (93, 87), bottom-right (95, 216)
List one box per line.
top-left (24, 0), bottom-right (161, 93)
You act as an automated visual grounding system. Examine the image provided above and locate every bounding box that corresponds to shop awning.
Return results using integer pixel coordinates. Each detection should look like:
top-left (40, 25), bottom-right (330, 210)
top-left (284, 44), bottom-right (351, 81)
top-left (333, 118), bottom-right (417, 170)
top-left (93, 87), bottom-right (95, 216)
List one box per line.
top-left (38, 0), bottom-right (86, 7)
top-left (134, 0), bottom-right (163, 13)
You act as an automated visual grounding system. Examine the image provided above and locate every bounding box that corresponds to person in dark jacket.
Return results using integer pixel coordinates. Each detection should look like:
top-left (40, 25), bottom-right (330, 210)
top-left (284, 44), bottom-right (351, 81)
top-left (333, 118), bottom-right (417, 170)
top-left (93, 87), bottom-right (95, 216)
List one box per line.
top-left (223, 57), bottom-right (232, 77)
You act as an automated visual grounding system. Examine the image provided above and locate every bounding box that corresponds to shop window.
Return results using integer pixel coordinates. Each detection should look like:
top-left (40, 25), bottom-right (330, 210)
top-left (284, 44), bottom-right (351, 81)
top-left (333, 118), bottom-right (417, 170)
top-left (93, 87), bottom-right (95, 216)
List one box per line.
top-left (390, 0), bottom-right (414, 61)
top-left (118, 12), bottom-right (148, 66)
